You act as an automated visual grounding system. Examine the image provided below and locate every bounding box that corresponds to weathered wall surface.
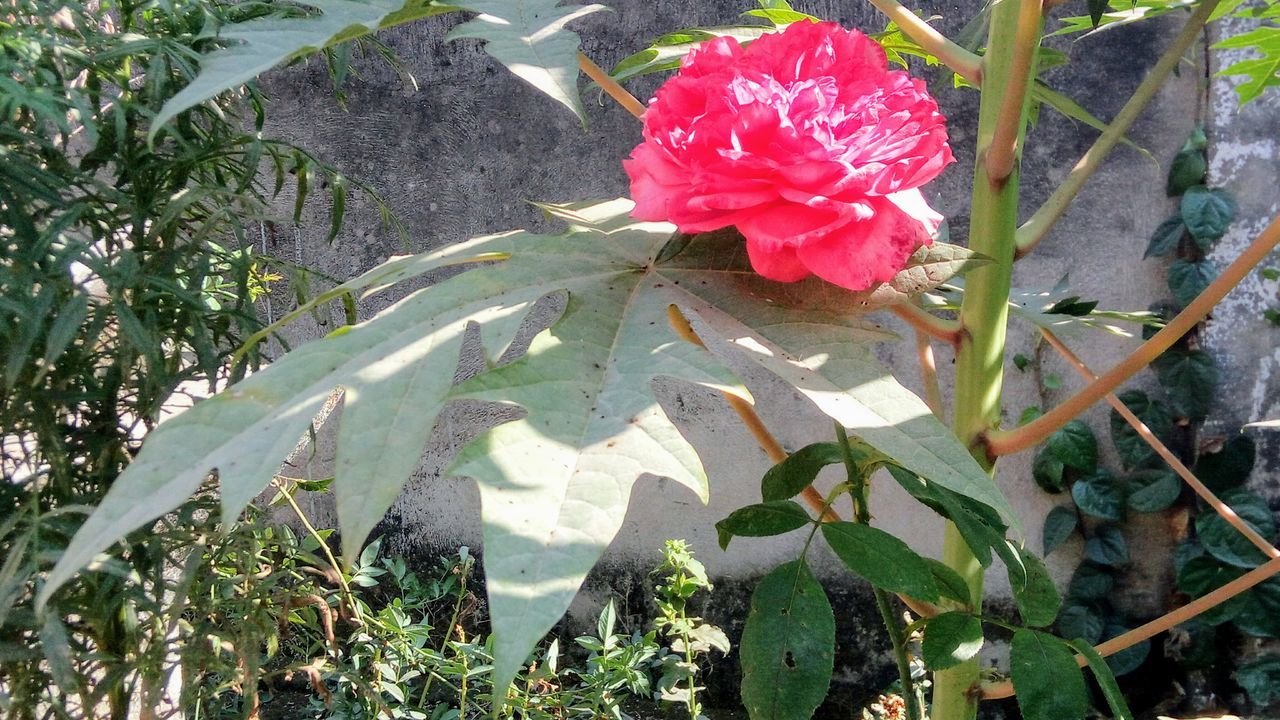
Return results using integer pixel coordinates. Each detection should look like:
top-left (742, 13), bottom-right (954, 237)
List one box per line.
top-left (249, 0), bottom-right (1275, 707)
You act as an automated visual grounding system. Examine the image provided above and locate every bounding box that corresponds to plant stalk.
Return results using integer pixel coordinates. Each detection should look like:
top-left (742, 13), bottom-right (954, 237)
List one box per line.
top-left (1014, 0), bottom-right (1220, 256)
top-left (837, 423), bottom-right (922, 720)
top-left (935, 0), bottom-right (1040, 717)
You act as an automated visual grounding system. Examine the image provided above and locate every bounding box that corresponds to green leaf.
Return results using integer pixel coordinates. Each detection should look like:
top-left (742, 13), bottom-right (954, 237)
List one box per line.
top-left (1087, 0), bottom-right (1108, 26)
top-left (1237, 654), bottom-right (1280, 707)
top-left (1169, 259), bottom-right (1219, 306)
top-left (40, 614), bottom-right (79, 699)
top-left (1085, 523), bottom-right (1129, 567)
top-left (1102, 622), bottom-right (1150, 676)
top-left (1068, 639), bottom-right (1135, 720)
top-left (1068, 563), bottom-right (1114, 601)
top-left (1071, 471), bottom-right (1125, 521)
top-left (1144, 216), bottom-right (1186, 259)
top-left (1057, 602), bottom-right (1105, 645)
top-left (1194, 435), bottom-right (1256, 493)
top-left (1177, 555), bottom-right (1245, 625)
top-left (1152, 349), bottom-right (1219, 419)
top-left (1005, 543), bottom-right (1062, 627)
top-left (1232, 576), bottom-right (1280, 637)
top-left (447, 1), bottom-right (608, 125)
top-left (1033, 448), bottom-right (1068, 493)
top-left (1046, 420), bottom-right (1098, 473)
top-left (1043, 505), bottom-right (1078, 555)
top-left (921, 612), bottom-right (984, 670)
top-left (1196, 490), bottom-right (1276, 568)
top-left (611, 26), bottom-right (773, 83)
top-left (740, 560), bottom-right (835, 720)
top-left (761, 442), bottom-right (844, 502)
top-left (857, 242), bottom-right (993, 306)
top-left (887, 466), bottom-right (1005, 567)
top-left (1126, 469), bottom-right (1181, 513)
top-left (924, 558), bottom-right (973, 605)
top-left (716, 501), bottom-right (812, 550)
top-left (1010, 630), bottom-right (1089, 720)
top-left (1212, 27), bottom-right (1280, 106)
top-left (151, 1), bottom-right (457, 137)
top-left (1166, 148), bottom-right (1207, 197)
top-left (1109, 389), bottom-right (1174, 468)
top-left (1180, 186), bottom-right (1237, 245)
top-left (666, 245), bottom-right (1017, 529)
top-left (820, 522), bottom-right (939, 601)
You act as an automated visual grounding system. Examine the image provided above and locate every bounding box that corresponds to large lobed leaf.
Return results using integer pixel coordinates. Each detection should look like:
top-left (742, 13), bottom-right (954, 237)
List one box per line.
top-left (42, 199), bottom-right (1006, 697)
top-left (152, 1), bottom-right (458, 136)
top-left (152, 0), bottom-right (608, 136)
top-left (447, 0), bottom-right (608, 124)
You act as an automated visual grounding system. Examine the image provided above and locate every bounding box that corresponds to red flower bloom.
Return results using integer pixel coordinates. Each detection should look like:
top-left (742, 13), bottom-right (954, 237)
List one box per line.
top-left (624, 21), bottom-right (954, 291)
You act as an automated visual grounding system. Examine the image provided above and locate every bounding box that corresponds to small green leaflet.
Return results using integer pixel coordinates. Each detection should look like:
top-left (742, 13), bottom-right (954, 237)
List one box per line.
top-left (151, 1), bottom-right (458, 138)
top-left (610, 26), bottom-right (773, 83)
top-left (1068, 639), bottom-right (1135, 720)
top-left (819, 522), bottom-right (940, 601)
top-left (716, 501), bottom-right (813, 550)
top-left (447, 1), bottom-right (608, 124)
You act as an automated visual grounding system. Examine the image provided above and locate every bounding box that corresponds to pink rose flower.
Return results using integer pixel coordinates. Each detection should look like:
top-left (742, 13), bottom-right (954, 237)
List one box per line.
top-left (624, 21), bottom-right (955, 291)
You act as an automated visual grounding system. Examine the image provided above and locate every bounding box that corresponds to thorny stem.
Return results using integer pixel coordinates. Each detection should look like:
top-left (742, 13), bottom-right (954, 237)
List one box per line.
top-left (983, 0), bottom-right (1042, 183)
top-left (578, 52), bottom-right (647, 119)
top-left (982, 554), bottom-right (1280, 699)
top-left (837, 423), bottom-right (923, 720)
top-left (915, 331), bottom-right (946, 419)
top-left (1014, 0), bottom-right (1220, 257)
top-left (865, 0), bottom-right (984, 85)
top-left (1040, 328), bottom-right (1280, 558)
top-left (891, 302), bottom-right (963, 348)
top-left (988, 211), bottom-right (1280, 457)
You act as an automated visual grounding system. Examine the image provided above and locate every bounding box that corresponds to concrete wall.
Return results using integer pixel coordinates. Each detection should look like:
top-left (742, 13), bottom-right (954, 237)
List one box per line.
top-left (252, 0), bottom-right (1276, 704)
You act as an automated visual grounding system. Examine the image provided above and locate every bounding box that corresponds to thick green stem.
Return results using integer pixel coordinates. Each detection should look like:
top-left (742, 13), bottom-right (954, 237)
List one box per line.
top-left (934, 1), bottom-right (1040, 718)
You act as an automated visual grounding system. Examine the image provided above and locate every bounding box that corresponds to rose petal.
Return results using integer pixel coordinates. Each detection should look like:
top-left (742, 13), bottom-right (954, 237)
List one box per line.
top-left (745, 238), bottom-right (811, 282)
top-left (794, 194), bottom-right (937, 291)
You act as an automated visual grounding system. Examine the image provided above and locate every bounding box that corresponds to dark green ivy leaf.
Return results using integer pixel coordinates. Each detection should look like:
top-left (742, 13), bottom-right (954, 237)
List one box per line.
top-left (1235, 654), bottom-right (1280, 707)
top-left (1033, 448), bottom-right (1068, 493)
top-left (820, 522), bottom-right (939, 601)
top-left (1144, 216), bottom-right (1187, 258)
top-left (922, 612), bottom-right (984, 670)
top-left (1194, 435), bottom-right (1257, 494)
top-left (1196, 490), bottom-right (1276, 568)
top-left (1103, 621), bottom-right (1151, 676)
top-left (1043, 505), bottom-right (1079, 555)
top-left (716, 501), bottom-right (812, 550)
top-left (1166, 148), bottom-right (1208, 197)
top-left (761, 442), bottom-right (844, 502)
top-left (1072, 471), bottom-right (1126, 521)
top-left (1153, 350), bottom-right (1219, 419)
top-left (1010, 630), bottom-right (1089, 720)
top-left (1109, 390), bottom-right (1174, 468)
top-left (740, 560), bottom-right (835, 720)
top-left (1068, 562), bottom-right (1114, 601)
top-left (1180, 186), bottom-right (1237, 245)
top-left (1169, 259), bottom-right (1219, 306)
top-left (1126, 469), bottom-right (1182, 512)
top-left (1085, 524), bottom-right (1130, 567)
top-left (1057, 602), bottom-right (1105, 645)
top-left (1231, 576), bottom-right (1280, 638)
top-left (1177, 555), bottom-right (1246, 625)
top-left (1047, 420), bottom-right (1098, 473)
